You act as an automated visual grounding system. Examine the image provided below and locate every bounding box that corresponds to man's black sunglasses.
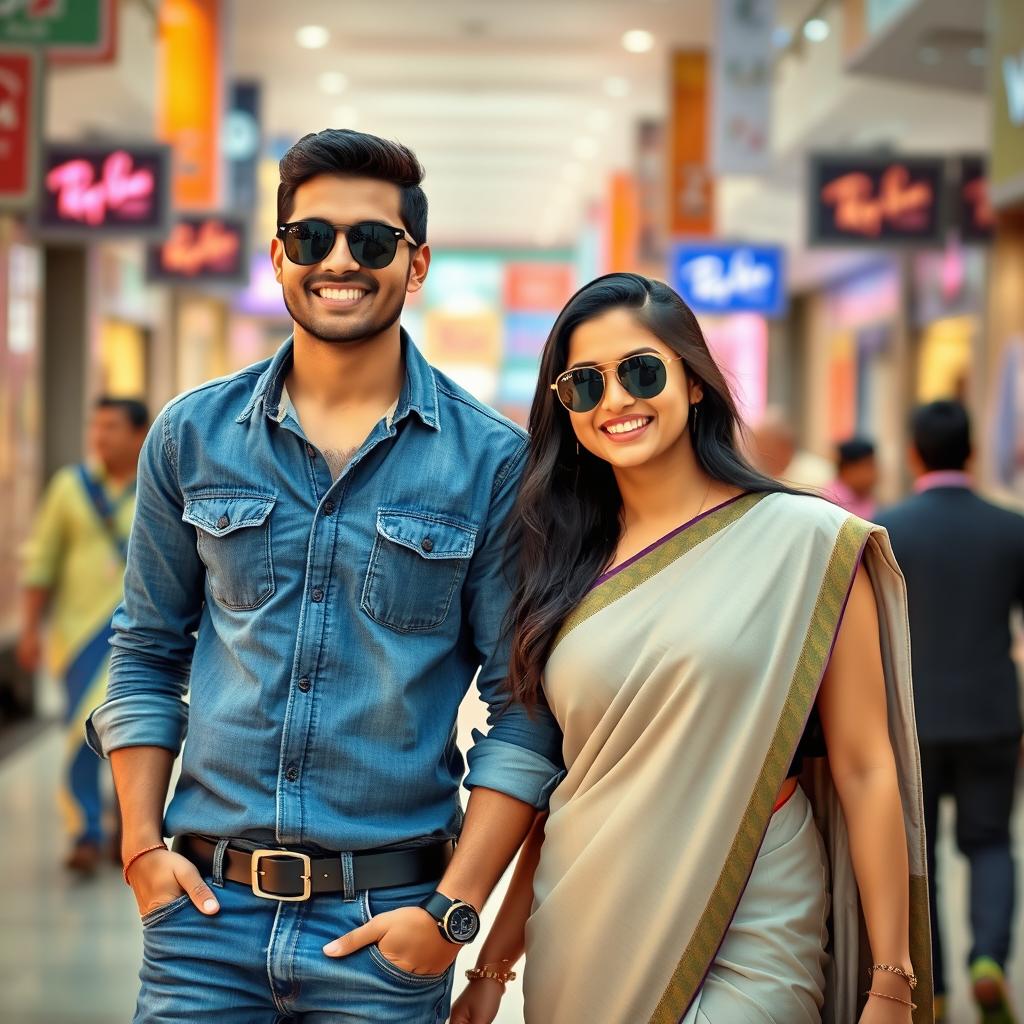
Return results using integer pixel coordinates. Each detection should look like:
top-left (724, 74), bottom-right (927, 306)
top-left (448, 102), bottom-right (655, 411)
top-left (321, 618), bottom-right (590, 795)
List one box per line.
top-left (276, 218), bottom-right (417, 269)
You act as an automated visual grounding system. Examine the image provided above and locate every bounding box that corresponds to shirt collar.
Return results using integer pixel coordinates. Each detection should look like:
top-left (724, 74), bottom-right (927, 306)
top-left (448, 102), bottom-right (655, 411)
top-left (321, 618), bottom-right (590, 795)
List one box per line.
top-left (236, 329), bottom-right (440, 432)
top-left (914, 470), bottom-right (972, 494)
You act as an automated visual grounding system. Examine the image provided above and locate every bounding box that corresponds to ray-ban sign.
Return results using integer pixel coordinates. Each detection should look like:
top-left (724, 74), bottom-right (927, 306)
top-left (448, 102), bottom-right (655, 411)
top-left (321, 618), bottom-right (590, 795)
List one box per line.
top-left (147, 215), bottom-right (249, 285)
top-left (37, 142), bottom-right (171, 238)
top-left (668, 242), bottom-right (786, 317)
top-left (809, 154), bottom-right (945, 245)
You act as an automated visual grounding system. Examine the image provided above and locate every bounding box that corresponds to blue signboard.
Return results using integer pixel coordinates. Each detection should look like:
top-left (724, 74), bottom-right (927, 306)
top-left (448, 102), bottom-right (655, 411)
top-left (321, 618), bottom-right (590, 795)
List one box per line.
top-left (668, 242), bottom-right (786, 317)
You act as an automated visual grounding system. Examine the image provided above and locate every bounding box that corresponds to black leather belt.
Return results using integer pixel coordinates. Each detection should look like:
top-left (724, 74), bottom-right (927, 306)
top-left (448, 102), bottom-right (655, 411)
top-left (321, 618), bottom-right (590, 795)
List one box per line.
top-left (173, 834), bottom-right (454, 902)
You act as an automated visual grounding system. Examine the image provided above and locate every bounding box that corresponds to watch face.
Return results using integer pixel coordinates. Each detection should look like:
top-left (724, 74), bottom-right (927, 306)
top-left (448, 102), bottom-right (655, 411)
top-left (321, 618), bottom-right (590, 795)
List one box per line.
top-left (445, 903), bottom-right (480, 943)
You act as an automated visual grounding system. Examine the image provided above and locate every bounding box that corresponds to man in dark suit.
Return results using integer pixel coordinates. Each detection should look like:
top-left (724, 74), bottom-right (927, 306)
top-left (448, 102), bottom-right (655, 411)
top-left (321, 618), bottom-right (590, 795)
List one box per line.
top-left (877, 401), bottom-right (1023, 1024)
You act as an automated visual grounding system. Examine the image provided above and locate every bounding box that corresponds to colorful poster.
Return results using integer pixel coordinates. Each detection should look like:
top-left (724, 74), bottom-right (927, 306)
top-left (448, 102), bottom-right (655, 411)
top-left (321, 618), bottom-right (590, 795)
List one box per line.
top-left (668, 51), bottom-right (714, 237)
top-left (712, 0), bottom-right (773, 175)
top-left (504, 262), bottom-right (574, 313)
top-left (0, 47), bottom-right (40, 208)
top-left (158, 0), bottom-right (223, 210)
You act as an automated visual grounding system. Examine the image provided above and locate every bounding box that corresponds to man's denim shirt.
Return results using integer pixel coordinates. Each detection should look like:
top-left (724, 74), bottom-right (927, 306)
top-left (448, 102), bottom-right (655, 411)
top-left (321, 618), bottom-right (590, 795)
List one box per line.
top-left (87, 333), bottom-right (564, 851)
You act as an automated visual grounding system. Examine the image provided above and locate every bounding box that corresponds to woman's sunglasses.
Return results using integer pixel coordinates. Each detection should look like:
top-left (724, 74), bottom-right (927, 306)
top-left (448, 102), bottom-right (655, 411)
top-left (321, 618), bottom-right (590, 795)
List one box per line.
top-left (550, 352), bottom-right (684, 413)
top-left (276, 218), bottom-right (416, 269)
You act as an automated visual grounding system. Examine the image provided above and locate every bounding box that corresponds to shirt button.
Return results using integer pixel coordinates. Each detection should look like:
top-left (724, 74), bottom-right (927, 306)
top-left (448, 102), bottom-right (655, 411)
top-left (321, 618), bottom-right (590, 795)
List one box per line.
top-left (285, 764), bottom-right (299, 782)
top-left (421, 537), bottom-right (434, 553)
top-left (323, 500), bottom-right (336, 515)
top-left (216, 515), bottom-right (230, 530)
top-left (306, 443), bottom-right (316, 458)
top-left (311, 587), bottom-right (324, 603)
top-left (297, 677), bottom-right (311, 693)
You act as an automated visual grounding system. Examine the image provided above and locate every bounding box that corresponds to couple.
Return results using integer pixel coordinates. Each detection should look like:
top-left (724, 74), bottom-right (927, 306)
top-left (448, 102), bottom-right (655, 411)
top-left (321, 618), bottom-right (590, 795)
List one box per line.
top-left (87, 130), bottom-right (931, 1024)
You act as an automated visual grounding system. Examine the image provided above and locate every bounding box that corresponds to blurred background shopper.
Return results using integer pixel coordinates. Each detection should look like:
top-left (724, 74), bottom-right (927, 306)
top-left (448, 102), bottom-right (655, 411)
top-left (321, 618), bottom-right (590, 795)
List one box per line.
top-left (827, 436), bottom-right (879, 519)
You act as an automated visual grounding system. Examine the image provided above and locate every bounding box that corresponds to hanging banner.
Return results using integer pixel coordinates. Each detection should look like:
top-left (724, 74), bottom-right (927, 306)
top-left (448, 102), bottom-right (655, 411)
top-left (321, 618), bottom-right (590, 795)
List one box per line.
top-left (36, 142), bottom-right (171, 239)
top-left (224, 80), bottom-right (261, 211)
top-left (808, 153), bottom-right (945, 246)
top-left (146, 215), bottom-right (249, 285)
top-left (606, 171), bottom-right (639, 272)
top-left (0, 0), bottom-right (115, 62)
top-left (712, 0), bottom-right (773, 175)
top-left (158, 0), bottom-right (223, 210)
top-left (668, 51), bottom-right (714, 237)
top-left (668, 241), bottom-right (786, 316)
top-left (0, 47), bottom-right (41, 209)
top-left (991, 0), bottom-right (1024, 208)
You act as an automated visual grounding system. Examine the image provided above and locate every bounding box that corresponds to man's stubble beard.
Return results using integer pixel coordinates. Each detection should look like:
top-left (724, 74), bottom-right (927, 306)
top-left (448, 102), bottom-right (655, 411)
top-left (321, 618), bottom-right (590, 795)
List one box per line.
top-left (283, 271), bottom-right (410, 344)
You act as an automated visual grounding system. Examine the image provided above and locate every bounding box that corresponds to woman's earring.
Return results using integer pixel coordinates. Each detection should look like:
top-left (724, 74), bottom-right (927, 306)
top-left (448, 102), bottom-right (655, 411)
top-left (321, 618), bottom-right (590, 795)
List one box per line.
top-left (691, 403), bottom-right (699, 432)
top-left (576, 440), bottom-right (580, 456)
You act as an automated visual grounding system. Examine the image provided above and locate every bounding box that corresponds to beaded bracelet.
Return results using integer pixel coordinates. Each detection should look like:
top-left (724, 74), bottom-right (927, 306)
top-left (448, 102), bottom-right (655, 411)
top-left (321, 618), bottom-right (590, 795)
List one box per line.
top-left (466, 960), bottom-right (517, 987)
top-left (122, 842), bottom-right (167, 886)
top-left (870, 963), bottom-right (918, 990)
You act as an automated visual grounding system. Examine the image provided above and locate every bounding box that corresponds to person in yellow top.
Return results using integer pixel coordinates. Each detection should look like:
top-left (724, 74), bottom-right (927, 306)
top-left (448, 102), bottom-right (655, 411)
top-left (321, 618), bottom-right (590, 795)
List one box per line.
top-left (18, 396), bottom-right (149, 873)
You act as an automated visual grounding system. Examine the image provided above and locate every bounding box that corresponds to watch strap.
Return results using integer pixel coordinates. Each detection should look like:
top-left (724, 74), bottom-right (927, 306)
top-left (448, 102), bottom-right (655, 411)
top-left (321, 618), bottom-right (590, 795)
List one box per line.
top-left (421, 890), bottom-right (456, 924)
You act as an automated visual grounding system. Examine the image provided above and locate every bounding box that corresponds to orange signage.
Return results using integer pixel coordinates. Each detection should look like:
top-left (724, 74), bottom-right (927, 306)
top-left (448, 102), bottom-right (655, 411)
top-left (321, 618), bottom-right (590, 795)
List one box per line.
top-left (157, 0), bottom-right (221, 210)
top-left (606, 171), bottom-right (639, 272)
top-left (668, 51), bottom-right (714, 237)
top-left (503, 263), bottom-right (575, 312)
top-left (821, 167), bottom-right (934, 237)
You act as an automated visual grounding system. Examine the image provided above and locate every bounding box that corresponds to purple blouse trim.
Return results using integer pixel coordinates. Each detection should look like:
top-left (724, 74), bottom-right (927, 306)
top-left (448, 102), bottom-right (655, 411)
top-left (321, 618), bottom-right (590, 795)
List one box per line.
top-left (589, 491), bottom-right (754, 592)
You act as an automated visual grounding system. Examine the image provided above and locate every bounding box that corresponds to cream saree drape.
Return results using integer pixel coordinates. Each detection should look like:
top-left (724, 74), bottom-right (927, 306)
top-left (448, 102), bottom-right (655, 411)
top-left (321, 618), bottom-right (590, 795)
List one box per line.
top-left (522, 491), bottom-right (931, 1024)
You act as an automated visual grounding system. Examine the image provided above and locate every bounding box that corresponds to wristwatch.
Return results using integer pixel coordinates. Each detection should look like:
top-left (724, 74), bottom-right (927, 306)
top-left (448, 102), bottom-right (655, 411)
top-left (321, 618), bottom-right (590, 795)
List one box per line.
top-left (420, 891), bottom-right (481, 944)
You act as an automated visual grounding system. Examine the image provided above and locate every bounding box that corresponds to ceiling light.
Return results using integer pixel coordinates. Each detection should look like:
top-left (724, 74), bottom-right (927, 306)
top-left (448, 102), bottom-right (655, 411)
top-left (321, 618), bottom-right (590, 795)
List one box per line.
top-left (968, 47), bottom-right (987, 67)
top-left (622, 29), bottom-right (655, 54)
top-left (333, 105), bottom-right (359, 128)
top-left (296, 25), bottom-right (329, 49)
top-left (802, 18), bottom-right (829, 43)
top-left (319, 71), bottom-right (348, 95)
top-left (603, 75), bottom-right (631, 98)
top-left (572, 137), bottom-right (599, 160)
top-left (917, 46), bottom-right (941, 65)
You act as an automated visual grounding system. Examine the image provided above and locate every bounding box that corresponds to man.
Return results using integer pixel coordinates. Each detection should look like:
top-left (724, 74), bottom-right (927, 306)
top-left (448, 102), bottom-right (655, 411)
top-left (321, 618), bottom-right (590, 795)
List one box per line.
top-left (19, 396), bottom-right (148, 873)
top-left (86, 129), bottom-right (563, 1023)
top-left (826, 436), bottom-right (878, 519)
top-left (877, 401), bottom-right (1023, 1024)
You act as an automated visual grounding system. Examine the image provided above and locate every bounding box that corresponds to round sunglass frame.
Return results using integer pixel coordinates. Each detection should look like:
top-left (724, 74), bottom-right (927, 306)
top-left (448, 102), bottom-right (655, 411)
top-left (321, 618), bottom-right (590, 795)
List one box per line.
top-left (550, 352), bottom-right (684, 413)
top-left (276, 218), bottom-right (417, 270)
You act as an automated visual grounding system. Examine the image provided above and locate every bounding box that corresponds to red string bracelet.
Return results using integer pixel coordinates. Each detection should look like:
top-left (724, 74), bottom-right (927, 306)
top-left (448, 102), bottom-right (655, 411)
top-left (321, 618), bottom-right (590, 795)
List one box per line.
top-left (122, 842), bottom-right (167, 886)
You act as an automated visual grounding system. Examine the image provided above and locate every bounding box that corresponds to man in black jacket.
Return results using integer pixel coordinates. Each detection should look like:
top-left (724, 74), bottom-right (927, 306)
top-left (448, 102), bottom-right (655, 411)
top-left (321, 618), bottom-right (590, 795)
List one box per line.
top-left (877, 401), bottom-right (1023, 1024)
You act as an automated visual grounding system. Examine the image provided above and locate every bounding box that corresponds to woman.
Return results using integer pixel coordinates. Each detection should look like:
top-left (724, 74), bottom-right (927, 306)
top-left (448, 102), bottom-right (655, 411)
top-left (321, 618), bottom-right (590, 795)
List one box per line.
top-left (451, 274), bottom-right (931, 1024)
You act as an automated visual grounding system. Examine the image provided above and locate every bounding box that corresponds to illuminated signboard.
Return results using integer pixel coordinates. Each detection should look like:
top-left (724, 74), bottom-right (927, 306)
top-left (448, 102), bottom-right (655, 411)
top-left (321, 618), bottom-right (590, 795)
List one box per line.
top-left (36, 142), bottom-right (171, 239)
top-left (0, 0), bottom-right (116, 62)
top-left (668, 242), bottom-right (786, 317)
top-left (808, 154), bottom-right (945, 246)
top-left (146, 215), bottom-right (249, 285)
top-left (955, 155), bottom-right (994, 243)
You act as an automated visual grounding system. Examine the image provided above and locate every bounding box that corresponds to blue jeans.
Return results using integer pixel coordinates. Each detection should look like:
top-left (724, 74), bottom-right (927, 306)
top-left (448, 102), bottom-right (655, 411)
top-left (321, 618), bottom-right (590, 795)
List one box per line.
top-left (133, 875), bottom-right (455, 1023)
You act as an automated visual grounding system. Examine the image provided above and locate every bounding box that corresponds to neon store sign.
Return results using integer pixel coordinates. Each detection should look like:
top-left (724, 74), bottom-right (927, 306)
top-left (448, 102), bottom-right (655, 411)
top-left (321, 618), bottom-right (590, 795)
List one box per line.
top-left (147, 216), bottom-right (249, 285)
top-left (37, 143), bottom-right (170, 237)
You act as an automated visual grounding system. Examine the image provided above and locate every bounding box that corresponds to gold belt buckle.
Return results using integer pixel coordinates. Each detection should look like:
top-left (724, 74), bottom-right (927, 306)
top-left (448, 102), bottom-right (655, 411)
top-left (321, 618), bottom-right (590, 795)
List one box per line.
top-left (251, 849), bottom-right (312, 901)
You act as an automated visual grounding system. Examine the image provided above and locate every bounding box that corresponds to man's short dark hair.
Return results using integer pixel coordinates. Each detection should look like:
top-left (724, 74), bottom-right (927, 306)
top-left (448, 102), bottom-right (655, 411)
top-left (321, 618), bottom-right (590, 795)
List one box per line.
top-left (277, 129), bottom-right (428, 245)
top-left (911, 400), bottom-right (971, 471)
top-left (95, 396), bottom-right (149, 431)
top-left (837, 436), bottom-right (875, 469)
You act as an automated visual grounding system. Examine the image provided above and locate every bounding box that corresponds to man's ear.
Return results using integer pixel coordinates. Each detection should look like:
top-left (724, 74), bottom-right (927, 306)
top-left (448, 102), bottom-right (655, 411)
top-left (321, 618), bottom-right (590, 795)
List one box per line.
top-left (407, 243), bottom-right (431, 295)
top-left (271, 238), bottom-right (284, 284)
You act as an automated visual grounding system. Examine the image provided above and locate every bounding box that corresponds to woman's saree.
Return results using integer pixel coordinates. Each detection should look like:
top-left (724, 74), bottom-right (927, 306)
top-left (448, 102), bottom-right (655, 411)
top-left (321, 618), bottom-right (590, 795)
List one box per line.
top-left (523, 491), bottom-right (931, 1024)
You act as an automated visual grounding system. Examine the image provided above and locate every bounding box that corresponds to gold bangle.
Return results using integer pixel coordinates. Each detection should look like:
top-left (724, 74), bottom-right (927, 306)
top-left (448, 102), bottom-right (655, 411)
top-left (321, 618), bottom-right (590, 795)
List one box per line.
top-left (870, 963), bottom-right (918, 990)
top-left (466, 960), bottom-right (517, 986)
top-left (866, 990), bottom-right (917, 1010)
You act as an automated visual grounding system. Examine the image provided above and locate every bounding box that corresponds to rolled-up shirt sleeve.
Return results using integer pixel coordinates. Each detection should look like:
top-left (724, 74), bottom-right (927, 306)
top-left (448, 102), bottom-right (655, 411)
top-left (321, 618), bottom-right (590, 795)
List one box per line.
top-left (462, 438), bottom-right (565, 809)
top-left (86, 404), bottom-right (204, 758)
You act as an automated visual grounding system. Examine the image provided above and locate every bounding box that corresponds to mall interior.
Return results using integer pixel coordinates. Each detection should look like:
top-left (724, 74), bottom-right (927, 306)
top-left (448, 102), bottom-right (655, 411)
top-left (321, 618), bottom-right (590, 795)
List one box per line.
top-left (1, 0), bottom-right (1024, 1022)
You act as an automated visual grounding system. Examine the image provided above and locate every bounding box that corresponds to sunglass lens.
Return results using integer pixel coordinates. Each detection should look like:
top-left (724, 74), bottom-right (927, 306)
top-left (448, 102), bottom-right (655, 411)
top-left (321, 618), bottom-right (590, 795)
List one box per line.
top-left (348, 222), bottom-right (398, 269)
top-left (283, 219), bottom-right (335, 265)
top-left (559, 368), bottom-right (604, 412)
top-left (619, 355), bottom-right (667, 400)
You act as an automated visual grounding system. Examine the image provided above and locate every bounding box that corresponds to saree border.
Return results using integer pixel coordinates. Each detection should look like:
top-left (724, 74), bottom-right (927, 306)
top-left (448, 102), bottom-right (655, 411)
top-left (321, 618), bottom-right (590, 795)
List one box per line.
top-left (553, 492), bottom-right (767, 651)
top-left (648, 513), bottom-right (872, 1024)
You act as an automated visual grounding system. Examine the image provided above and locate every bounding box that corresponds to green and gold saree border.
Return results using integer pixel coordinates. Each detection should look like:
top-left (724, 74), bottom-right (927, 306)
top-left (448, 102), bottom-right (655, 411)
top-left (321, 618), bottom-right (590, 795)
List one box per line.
top-left (648, 514), bottom-right (872, 1024)
top-left (553, 492), bottom-right (767, 651)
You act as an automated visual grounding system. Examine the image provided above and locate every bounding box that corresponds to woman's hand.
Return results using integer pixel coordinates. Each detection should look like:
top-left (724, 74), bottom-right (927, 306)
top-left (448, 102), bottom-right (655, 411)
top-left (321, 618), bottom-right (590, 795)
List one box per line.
top-left (449, 978), bottom-right (505, 1024)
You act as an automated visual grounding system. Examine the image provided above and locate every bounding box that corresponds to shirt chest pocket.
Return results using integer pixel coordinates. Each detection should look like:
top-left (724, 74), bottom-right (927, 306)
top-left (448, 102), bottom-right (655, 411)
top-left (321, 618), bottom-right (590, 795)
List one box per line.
top-left (361, 508), bottom-right (477, 633)
top-left (182, 492), bottom-right (276, 611)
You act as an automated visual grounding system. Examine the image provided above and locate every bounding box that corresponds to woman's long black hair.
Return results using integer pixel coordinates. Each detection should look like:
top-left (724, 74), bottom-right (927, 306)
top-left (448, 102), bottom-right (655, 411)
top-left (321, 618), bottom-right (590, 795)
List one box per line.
top-left (505, 272), bottom-right (794, 708)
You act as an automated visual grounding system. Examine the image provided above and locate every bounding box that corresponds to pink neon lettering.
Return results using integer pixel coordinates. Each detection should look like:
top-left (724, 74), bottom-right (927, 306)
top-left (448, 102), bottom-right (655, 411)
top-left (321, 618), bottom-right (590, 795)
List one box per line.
top-left (45, 151), bottom-right (155, 226)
